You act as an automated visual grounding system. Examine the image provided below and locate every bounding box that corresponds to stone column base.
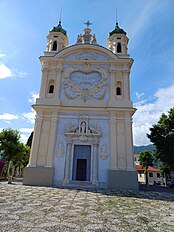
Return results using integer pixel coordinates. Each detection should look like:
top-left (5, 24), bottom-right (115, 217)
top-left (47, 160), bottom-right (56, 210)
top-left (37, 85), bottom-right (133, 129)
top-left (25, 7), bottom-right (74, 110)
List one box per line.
top-left (108, 170), bottom-right (139, 191)
top-left (23, 167), bottom-right (53, 186)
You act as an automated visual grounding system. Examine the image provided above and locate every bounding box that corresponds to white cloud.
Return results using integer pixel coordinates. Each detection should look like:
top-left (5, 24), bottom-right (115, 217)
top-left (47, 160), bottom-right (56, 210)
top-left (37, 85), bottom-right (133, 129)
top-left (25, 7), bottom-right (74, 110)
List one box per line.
top-left (0, 54), bottom-right (6, 58)
top-left (0, 53), bottom-right (27, 79)
top-left (28, 92), bottom-right (39, 104)
top-left (133, 84), bottom-right (174, 146)
top-left (135, 92), bottom-right (144, 100)
top-left (19, 128), bottom-right (34, 144)
top-left (13, 69), bottom-right (28, 78)
top-left (0, 63), bottom-right (28, 79)
top-left (0, 63), bottom-right (13, 79)
top-left (19, 128), bottom-right (33, 133)
top-left (0, 113), bottom-right (19, 120)
top-left (20, 133), bottom-right (30, 144)
top-left (22, 109), bottom-right (35, 124)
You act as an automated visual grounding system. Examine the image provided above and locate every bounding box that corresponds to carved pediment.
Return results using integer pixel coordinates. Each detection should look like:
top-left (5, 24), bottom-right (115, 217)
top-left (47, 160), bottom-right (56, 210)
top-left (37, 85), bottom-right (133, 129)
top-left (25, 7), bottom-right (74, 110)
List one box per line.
top-left (65, 120), bottom-right (101, 140)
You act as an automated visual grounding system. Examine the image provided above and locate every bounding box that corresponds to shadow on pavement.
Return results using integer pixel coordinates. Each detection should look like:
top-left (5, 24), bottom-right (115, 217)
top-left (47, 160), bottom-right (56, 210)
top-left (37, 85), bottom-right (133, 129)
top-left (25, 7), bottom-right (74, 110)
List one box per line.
top-left (1, 180), bottom-right (174, 202)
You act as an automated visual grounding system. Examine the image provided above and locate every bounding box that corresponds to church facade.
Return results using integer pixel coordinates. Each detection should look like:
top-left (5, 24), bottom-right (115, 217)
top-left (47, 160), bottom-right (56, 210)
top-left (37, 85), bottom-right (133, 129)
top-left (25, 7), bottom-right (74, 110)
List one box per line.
top-left (23, 20), bottom-right (138, 190)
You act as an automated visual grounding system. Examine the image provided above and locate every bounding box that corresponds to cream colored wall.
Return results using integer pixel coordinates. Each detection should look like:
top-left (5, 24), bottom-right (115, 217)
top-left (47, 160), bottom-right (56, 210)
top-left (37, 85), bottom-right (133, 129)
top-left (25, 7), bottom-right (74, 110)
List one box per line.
top-left (29, 45), bottom-right (135, 176)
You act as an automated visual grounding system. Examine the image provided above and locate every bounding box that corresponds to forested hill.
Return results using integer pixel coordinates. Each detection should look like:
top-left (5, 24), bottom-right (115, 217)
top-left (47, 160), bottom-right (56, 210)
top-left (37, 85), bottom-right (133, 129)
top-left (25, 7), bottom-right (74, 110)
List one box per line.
top-left (133, 144), bottom-right (155, 154)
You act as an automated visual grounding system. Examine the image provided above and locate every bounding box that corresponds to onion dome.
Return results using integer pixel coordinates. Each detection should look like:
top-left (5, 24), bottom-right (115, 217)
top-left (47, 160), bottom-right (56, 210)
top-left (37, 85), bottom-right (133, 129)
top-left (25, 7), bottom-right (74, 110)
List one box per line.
top-left (49, 21), bottom-right (67, 36)
top-left (109, 22), bottom-right (126, 37)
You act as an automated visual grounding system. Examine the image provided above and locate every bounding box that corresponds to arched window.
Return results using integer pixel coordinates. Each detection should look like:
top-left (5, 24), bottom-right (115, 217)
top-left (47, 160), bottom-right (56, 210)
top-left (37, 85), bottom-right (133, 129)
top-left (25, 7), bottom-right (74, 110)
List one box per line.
top-left (49, 85), bottom-right (54, 93)
top-left (116, 81), bottom-right (122, 96)
top-left (117, 42), bottom-right (122, 53)
top-left (116, 87), bottom-right (121, 95)
top-left (52, 41), bottom-right (57, 51)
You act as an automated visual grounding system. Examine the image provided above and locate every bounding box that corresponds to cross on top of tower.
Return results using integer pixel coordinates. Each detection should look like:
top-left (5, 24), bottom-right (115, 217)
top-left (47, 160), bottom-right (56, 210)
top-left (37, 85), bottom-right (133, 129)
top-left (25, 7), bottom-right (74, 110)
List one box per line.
top-left (84, 20), bottom-right (92, 28)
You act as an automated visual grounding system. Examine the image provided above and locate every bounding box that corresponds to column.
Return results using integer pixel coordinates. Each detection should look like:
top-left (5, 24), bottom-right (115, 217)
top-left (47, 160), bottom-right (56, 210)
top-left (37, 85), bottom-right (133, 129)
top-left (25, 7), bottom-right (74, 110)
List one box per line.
top-left (64, 140), bottom-right (72, 184)
top-left (92, 143), bottom-right (98, 185)
top-left (109, 114), bottom-right (118, 170)
top-left (28, 111), bottom-right (43, 167)
top-left (46, 111), bottom-right (58, 167)
top-left (39, 66), bottom-right (48, 98)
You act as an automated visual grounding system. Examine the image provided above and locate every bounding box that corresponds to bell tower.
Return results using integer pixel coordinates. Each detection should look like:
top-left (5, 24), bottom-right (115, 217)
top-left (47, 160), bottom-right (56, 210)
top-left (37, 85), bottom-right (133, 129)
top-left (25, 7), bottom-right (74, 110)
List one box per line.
top-left (46, 21), bottom-right (68, 52)
top-left (107, 22), bottom-right (129, 56)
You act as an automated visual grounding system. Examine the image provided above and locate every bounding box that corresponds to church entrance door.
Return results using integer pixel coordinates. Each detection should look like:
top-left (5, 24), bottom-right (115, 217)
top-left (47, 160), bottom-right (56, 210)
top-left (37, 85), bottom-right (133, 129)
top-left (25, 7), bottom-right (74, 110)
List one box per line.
top-left (72, 145), bottom-right (91, 181)
top-left (76, 159), bottom-right (87, 181)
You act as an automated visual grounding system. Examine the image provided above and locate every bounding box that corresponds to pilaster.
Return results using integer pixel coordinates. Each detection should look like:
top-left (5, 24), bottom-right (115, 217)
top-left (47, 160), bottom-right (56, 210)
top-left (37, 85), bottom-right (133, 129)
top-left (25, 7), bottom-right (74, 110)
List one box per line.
top-left (46, 111), bottom-right (58, 167)
top-left (123, 71), bottom-right (129, 101)
top-left (125, 115), bottom-right (135, 171)
top-left (92, 143), bottom-right (98, 185)
top-left (109, 65), bottom-right (116, 102)
top-left (109, 114), bottom-right (118, 170)
top-left (28, 111), bottom-right (43, 167)
top-left (54, 63), bottom-right (63, 100)
top-left (64, 139), bottom-right (72, 184)
top-left (39, 65), bottom-right (49, 98)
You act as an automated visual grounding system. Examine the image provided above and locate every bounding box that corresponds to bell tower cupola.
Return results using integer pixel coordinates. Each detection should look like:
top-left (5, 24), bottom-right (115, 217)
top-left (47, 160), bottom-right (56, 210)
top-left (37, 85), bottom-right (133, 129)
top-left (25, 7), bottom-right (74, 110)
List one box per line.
top-left (107, 22), bottom-right (129, 56)
top-left (46, 20), bottom-right (68, 52)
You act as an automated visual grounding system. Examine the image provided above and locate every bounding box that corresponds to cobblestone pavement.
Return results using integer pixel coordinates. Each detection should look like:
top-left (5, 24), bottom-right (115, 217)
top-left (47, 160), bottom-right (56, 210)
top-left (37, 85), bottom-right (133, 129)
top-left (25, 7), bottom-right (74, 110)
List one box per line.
top-left (0, 183), bottom-right (174, 232)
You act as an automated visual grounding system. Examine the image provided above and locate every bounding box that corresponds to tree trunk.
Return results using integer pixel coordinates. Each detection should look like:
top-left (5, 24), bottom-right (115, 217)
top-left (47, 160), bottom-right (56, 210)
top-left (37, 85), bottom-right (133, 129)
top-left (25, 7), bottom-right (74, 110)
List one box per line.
top-left (7, 160), bottom-right (11, 178)
top-left (16, 166), bottom-right (19, 177)
top-left (145, 168), bottom-right (148, 185)
top-left (7, 160), bottom-right (12, 184)
top-left (12, 166), bottom-right (15, 177)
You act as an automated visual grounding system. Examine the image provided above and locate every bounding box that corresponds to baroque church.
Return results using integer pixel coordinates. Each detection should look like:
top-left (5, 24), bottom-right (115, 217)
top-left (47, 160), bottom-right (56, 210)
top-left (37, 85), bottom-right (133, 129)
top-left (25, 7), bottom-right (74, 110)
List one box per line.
top-left (23, 19), bottom-right (138, 190)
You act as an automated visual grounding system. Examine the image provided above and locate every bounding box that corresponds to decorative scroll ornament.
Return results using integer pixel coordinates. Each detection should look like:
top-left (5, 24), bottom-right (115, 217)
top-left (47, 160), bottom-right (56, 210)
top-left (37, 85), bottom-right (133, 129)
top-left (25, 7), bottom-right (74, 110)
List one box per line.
top-left (57, 142), bottom-right (64, 157)
top-left (100, 144), bottom-right (108, 160)
top-left (63, 64), bottom-right (108, 101)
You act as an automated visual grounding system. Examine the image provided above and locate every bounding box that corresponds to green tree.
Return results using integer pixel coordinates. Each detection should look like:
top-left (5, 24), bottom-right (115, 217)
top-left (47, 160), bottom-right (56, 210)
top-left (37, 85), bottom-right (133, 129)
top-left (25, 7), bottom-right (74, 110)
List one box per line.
top-left (26, 131), bottom-right (33, 148)
top-left (158, 161), bottom-right (170, 180)
top-left (139, 150), bottom-right (153, 185)
top-left (0, 128), bottom-right (30, 179)
top-left (0, 128), bottom-right (21, 178)
top-left (12, 143), bottom-right (30, 177)
top-left (147, 107), bottom-right (174, 172)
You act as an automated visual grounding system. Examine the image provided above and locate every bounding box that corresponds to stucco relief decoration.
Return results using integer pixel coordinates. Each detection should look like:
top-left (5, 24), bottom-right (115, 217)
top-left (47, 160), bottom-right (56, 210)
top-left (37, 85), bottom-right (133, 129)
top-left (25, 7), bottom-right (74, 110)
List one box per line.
top-left (56, 142), bottom-right (64, 157)
top-left (100, 144), bottom-right (108, 160)
top-left (63, 63), bottom-right (108, 101)
top-left (65, 118), bottom-right (101, 142)
top-left (75, 52), bottom-right (96, 60)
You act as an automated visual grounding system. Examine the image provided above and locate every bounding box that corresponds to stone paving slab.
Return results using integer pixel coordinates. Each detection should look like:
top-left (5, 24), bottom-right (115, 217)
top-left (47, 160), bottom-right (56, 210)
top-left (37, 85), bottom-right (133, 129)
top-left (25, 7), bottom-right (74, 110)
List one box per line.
top-left (0, 183), bottom-right (174, 232)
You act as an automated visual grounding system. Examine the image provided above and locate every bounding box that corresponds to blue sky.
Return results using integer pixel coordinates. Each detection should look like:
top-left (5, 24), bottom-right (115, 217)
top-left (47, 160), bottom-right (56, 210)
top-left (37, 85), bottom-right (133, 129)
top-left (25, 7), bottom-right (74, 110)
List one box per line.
top-left (0, 0), bottom-right (174, 146)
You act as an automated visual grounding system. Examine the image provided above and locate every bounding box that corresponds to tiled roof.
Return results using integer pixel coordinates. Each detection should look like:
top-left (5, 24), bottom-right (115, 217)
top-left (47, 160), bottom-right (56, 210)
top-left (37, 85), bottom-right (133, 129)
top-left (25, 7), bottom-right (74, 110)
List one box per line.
top-left (134, 154), bottom-right (139, 157)
top-left (135, 165), bottom-right (160, 172)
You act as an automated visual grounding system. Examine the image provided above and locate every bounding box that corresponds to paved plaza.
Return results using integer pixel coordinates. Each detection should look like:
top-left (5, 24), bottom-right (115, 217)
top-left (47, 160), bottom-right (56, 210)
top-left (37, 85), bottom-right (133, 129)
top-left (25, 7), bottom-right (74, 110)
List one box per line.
top-left (0, 183), bottom-right (174, 232)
